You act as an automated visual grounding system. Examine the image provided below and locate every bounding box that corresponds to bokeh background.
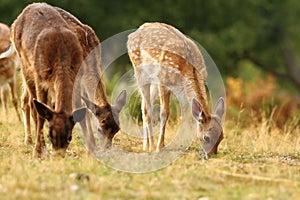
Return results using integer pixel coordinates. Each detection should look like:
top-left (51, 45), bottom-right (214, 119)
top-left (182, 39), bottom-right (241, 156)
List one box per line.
top-left (0, 2), bottom-right (299, 199)
top-left (1, 0), bottom-right (299, 127)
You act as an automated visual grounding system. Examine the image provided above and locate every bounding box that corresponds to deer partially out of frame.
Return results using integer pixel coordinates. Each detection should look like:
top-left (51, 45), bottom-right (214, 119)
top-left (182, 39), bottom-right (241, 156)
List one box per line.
top-left (0, 23), bottom-right (21, 122)
top-left (127, 22), bottom-right (225, 156)
top-left (0, 3), bottom-right (126, 157)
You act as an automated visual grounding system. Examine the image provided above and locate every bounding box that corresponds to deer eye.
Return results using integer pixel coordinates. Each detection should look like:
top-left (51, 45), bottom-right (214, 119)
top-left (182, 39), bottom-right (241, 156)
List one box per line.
top-left (100, 119), bottom-right (106, 124)
top-left (203, 135), bottom-right (210, 143)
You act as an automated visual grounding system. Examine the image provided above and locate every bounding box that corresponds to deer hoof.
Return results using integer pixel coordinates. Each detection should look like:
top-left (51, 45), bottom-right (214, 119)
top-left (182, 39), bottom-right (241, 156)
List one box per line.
top-left (25, 137), bottom-right (33, 145)
top-left (33, 149), bottom-right (42, 158)
top-left (33, 146), bottom-right (48, 159)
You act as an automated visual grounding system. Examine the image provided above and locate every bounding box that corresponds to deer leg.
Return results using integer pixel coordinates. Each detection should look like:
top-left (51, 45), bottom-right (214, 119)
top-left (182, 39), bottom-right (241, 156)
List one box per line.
top-left (85, 113), bottom-right (95, 148)
top-left (157, 86), bottom-right (171, 151)
top-left (30, 97), bottom-right (37, 134)
top-left (74, 85), bottom-right (96, 152)
top-left (34, 115), bottom-right (47, 158)
top-left (33, 89), bottom-right (48, 158)
top-left (8, 79), bottom-right (22, 122)
top-left (79, 113), bottom-right (96, 152)
top-left (140, 84), bottom-right (154, 152)
top-left (1, 87), bottom-right (8, 120)
top-left (21, 89), bottom-right (33, 145)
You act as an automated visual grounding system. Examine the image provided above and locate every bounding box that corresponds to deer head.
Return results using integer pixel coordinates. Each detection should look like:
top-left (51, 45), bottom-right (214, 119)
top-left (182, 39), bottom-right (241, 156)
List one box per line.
top-left (33, 99), bottom-right (86, 156)
top-left (192, 97), bottom-right (225, 156)
top-left (82, 90), bottom-right (127, 148)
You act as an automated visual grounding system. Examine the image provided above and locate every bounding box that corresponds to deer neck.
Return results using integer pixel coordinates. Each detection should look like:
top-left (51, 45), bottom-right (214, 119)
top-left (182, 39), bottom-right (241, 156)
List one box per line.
top-left (185, 69), bottom-right (211, 121)
top-left (81, 69), bottom-right (110, 107)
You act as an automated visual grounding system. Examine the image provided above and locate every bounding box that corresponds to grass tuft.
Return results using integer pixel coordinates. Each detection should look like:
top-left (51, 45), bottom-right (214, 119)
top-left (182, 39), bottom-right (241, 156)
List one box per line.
top-left (0, 102), bottom-right (299, 199)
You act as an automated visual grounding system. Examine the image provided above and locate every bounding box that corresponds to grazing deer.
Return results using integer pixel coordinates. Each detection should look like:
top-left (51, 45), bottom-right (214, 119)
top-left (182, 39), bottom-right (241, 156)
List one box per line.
top-left (0, 3), bottom-right (126, 157)
top-left (54, 5), bottom-right (127, 150)
top-left (127, 22), bottom-right (225, 156)
top-left (0, 23), bottom-right (21, 122)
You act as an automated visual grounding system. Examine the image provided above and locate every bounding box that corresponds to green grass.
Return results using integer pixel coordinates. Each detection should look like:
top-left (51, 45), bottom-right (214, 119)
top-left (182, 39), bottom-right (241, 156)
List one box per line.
top-left (0, 104), bottom-right (299, 200)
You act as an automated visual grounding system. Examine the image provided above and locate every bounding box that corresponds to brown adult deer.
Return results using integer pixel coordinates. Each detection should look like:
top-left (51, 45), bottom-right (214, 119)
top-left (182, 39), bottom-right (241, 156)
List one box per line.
top-left (127, 22), bottom-right (225, 156)
top-left (0, 23), bottom-right (21, 122)
top-left (54, 5), bottom-right (127, 150)
top-left (0, 3), bottom-right (126, 157)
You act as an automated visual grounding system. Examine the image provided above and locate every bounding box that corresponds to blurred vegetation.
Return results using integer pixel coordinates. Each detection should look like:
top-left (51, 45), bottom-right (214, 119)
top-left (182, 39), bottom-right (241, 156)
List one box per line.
top-left (0, 0), bottom-right (299, 126)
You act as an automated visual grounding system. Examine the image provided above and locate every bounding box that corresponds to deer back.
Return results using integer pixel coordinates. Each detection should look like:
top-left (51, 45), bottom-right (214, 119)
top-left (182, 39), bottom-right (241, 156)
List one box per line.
top-left (128, 22), bottom-right (210, 116)
top-left (0, 23), bottom-right (18, 86)
top-left (128, 22), bottom-right (207, 78)
top-left (11, 3), bottom-right (84, 102)
top-left (0, 23), bottom-right (10, 53)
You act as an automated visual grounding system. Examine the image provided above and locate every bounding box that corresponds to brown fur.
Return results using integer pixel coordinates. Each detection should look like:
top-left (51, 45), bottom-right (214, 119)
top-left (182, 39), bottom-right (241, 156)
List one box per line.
top-left (54, 5), bottom-right (126, 150)
top-left (0, 23), bottom-right (21, 122)
top-left (10, 3), bottom-right (89, 157)
top-left (7, 3), bottom-right (126, 157)
top-left (128, 23), bottom-right (225, 155)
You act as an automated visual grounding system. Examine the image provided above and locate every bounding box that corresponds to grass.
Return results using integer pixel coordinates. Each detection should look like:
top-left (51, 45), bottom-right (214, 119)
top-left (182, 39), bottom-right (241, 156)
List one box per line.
top-left (0, 102), bottom-right (299, 200)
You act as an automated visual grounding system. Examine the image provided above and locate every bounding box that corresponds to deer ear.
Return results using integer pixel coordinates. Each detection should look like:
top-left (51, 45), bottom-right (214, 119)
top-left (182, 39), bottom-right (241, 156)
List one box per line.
top-left (113, 90), bottom-right (127, 113)
top-left (72, 108), bottom-right (87, 123)
top-left (213, 97), bottom-right (225, 119)
top-left (82, 96), bottom-right (107, 116)
top-left (82, 96), bottom-right (98, 114)
top-left (33, 99), bottom-right (53, 121)
top-left (192, 98), bottom-right (203, 123)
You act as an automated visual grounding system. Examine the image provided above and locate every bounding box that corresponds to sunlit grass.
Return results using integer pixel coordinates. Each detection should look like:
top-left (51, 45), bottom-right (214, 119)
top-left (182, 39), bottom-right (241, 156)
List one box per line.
top-left (0, 104), bottom-right (299, 199)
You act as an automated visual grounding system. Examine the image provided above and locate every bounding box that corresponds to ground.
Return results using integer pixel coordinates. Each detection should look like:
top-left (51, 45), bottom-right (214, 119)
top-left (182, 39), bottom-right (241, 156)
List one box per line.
top-left (0, 103), bottom-right (299, 200)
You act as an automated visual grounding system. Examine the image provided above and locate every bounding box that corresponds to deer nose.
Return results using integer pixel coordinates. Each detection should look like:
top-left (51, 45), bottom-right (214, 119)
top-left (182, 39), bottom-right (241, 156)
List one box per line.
top-left (203, 135), bottom-right (210, 143)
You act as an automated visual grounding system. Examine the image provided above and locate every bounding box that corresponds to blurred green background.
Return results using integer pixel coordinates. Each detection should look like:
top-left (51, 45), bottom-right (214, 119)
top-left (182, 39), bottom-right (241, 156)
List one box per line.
top-left (1, 0), bottom-right (299, 125)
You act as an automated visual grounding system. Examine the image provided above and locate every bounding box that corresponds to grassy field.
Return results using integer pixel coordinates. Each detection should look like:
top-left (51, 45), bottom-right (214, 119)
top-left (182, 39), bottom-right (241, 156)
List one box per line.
top-left (0, 103), bottom-right (299, 200)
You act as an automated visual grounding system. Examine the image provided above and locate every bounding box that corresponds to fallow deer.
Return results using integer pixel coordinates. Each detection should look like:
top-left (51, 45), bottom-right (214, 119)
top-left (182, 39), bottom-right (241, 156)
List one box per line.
top-left (0, 3), bottom-right (126, 157)
top-left (127, 22), bottom-right (225, 156)
top-left (54, 5), bottom-right (127, 150)
top-left (0, 23), bottom-right (21, 122)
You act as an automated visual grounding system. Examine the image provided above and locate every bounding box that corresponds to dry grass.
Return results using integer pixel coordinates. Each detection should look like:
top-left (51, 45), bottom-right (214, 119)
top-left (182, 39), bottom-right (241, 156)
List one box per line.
top-left (0, 101), bottom-right (299, 199)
